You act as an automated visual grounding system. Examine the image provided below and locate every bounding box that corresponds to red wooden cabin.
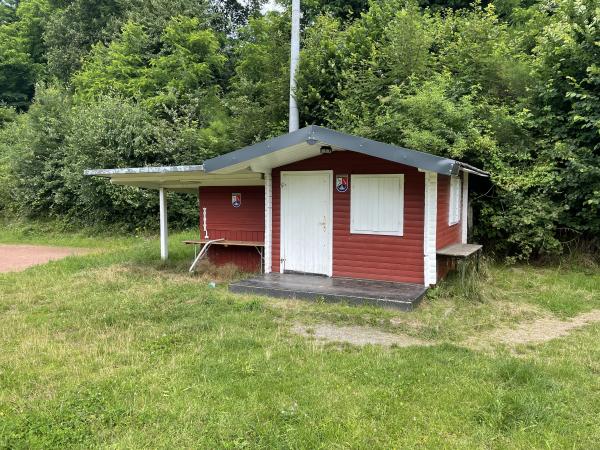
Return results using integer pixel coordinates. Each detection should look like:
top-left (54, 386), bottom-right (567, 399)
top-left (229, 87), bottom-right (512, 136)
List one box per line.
top-left (87, 126), bottom-right (487, 287)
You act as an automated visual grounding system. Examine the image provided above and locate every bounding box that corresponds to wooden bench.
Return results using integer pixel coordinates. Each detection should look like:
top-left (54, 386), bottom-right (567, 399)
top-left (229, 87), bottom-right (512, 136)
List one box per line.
top-left (436, 243), bottom-right (483, 258)
top-left (437, 243), bottom-right (483, 271)
top-left (184, 239), bottom-right (265, 273)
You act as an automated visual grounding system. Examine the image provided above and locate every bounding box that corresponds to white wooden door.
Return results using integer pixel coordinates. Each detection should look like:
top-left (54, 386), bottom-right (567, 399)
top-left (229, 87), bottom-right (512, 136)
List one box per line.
top-left (281, 171), bottom-right (333, 276)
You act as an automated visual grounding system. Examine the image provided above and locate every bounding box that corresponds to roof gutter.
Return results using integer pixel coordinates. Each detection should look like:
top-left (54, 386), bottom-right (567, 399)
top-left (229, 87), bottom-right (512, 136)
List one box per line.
top-left (454, 161), bottom-right (490, 178)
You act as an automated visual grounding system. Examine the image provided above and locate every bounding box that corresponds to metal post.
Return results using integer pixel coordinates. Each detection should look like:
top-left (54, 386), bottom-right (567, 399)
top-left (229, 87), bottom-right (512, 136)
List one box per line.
top-left (264, 170), bottom-right (273, 273)
top-left (159, 187), bottom-right (168, 260)
top-left (289, 0), bottom-right (300, 132)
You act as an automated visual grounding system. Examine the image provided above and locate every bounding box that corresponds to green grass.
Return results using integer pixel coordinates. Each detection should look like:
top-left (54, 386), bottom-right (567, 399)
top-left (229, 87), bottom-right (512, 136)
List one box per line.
top-left (0, 225), bottom-right (599, 448)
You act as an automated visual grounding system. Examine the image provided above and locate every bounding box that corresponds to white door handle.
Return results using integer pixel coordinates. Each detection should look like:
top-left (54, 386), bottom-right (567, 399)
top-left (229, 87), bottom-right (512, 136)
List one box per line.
top-left (319, 216), bottom-right (326, 232)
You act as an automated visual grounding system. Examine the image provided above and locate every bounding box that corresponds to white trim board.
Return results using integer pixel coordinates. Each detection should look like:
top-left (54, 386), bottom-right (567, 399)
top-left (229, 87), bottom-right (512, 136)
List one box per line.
top-left (423, 171), bottom-right (438, 286)
top-left (461, 172), bottom-right (469, 244)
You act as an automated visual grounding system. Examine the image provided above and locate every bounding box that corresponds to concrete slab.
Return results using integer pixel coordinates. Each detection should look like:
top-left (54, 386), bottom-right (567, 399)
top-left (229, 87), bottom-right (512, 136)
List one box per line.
top-left (229, 273), bottom-right (427, 310)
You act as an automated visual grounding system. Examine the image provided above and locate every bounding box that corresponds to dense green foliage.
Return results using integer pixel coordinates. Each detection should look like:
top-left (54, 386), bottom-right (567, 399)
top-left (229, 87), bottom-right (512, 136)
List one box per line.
top-left (0, 0), bottom-right (598, 259)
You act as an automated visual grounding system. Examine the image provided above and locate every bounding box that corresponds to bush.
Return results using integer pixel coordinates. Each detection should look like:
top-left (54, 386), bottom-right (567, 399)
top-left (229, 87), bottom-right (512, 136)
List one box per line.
top-left (0, 86), bottom-right (200, 230)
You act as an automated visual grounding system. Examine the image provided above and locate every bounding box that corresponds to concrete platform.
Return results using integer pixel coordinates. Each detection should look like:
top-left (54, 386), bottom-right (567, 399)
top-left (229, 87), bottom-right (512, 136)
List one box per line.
top-left (229, 273), bottom-right (428, 311)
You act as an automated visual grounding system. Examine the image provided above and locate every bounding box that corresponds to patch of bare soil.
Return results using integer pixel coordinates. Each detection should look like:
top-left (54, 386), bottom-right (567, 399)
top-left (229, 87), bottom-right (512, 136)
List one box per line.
top-left (291, 323), bottom-right (430, 348)
top-left (291, 309), bottom-right (600, 350)
top-left (465, 309), bottom-right (600, 349)
top-left (0, 244), bottom-right (90, 273)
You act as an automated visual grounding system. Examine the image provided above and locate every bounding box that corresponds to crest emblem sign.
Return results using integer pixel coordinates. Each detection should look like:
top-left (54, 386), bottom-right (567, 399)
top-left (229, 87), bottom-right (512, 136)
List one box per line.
top-left (336, 174), bottom-right (349, 193)
top-left (232, 193), bottom-right (241, 208)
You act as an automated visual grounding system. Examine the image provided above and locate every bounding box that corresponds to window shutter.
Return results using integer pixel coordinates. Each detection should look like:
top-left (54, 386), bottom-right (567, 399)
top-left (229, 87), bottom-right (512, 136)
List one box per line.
top-left (351, 174), bottom-right (404, 236)
top-left (449, 176), bottom-right (461, 225)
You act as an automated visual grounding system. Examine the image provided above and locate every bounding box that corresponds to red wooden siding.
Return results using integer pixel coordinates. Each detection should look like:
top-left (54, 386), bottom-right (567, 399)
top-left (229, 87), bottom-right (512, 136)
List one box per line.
top-left (206, 246), bottom-right (263, 272)
top-left (272, 151), bottom-right (425, 284)
top-left (198, 186), bottom-right (264, 272)
top-left (436, 175), bottom-right (461, 280)
top-left (437, 257), bottom-right (457, 281)
top-left (436, 175), bottom-right (461, 249)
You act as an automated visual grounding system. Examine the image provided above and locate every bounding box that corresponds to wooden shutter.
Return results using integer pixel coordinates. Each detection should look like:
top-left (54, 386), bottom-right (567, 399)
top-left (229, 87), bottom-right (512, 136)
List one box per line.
top-left (351, 174), bottom-right (404, 236)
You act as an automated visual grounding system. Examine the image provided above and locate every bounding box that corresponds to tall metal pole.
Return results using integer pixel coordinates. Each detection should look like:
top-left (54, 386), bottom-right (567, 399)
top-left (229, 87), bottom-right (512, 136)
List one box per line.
top-left (289, 0), bottom-right (300, 132)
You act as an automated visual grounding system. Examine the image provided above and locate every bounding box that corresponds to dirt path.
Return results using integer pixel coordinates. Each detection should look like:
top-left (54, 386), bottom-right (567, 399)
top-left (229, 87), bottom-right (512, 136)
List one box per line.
top-left (465, 309), bottom-right (600, 349)
top-left (291, 309), bottom-right (600, 349)
top-left (0, 244), bottom-right (90, 273)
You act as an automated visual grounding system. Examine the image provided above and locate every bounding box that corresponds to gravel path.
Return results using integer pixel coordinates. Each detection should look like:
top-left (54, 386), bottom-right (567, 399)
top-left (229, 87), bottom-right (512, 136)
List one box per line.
top-left (0, 244), bottom-right (90, 273)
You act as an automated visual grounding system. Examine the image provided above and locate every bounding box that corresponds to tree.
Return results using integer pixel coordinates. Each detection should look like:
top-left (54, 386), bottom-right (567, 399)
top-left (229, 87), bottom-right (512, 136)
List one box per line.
top-left (294, 0), bottom-right (369, 24)
top-left (529, 0), bottom-right (600, 235)
top-left (60, 95), bottom-right (199, 228)
top-left (73, 16), bottom-right (231, 157)
top-left (210, 0), bottom-right (267, 33)
top-left (44, 0), bottom-right (124, 81)
top-left (4, 85), bottom-right (72, 216)
top-left (0, 32), bottom-right (37, 108)
top-left (0, 0), bottom-right (52, 109)
top-left (296, 14), bottom-right (345, 126)
top-left (0, 0), bottom-right (19, 25)
top-left (226, 11), bottom-right (291, 144)
top-left (0, 0), bottom-right (598, 257)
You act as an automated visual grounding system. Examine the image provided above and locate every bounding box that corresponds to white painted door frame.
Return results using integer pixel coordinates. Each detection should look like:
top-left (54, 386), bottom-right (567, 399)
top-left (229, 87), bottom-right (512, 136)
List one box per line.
top-left (280, 170), bottom-right (333, 276)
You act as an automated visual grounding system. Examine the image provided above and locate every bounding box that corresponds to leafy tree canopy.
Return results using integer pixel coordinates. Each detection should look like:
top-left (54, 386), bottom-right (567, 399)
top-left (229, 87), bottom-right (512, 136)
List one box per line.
top-left (0, 0), bottom-right (598, 259)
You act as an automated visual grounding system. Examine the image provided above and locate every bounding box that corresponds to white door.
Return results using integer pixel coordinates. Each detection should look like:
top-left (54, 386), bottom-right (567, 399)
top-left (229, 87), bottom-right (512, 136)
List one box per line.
top-left (281, 171), bottom-right (333, 276)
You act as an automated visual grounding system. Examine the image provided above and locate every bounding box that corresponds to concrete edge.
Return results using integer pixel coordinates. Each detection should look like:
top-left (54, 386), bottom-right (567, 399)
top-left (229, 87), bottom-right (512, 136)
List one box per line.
top-left (229, 283), bottom-right (427, 311)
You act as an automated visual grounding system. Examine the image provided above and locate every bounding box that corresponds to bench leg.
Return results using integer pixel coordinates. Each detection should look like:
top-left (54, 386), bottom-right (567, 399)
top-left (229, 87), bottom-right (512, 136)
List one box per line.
top-left (252, 246), bottom-right (264, 273)
top-left (189, 243), bottom-right (211, 272)
top-left (188, 239), bottom-right (225, 272)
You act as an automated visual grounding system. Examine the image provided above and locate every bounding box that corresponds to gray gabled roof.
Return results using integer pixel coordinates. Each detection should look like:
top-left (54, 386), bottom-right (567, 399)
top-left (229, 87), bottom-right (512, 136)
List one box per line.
top-left (203, 125), bottom-right (489, 177)
top-left (83, 125), bottom-right (488, 191)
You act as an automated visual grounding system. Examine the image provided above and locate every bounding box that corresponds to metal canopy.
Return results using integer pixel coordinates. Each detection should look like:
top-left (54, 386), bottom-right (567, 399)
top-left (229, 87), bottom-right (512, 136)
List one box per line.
top-left (84, 165), bottom-right (264, 192)
top-left (203, 125), bottom-right (489, 177)
top-left (84, 165), bottom-right (205, 176)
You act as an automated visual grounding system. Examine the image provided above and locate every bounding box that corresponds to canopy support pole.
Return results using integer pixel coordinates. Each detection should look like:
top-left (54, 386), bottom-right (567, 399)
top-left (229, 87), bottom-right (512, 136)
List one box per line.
top-left (264, 170), bottom-right (273, 273)
top-left (159, 187), bottom-right (168, 260)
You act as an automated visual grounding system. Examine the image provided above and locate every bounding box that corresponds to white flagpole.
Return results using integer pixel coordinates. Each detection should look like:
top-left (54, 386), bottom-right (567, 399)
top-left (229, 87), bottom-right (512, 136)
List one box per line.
top-left (289, 0), bottom-right (300, 132)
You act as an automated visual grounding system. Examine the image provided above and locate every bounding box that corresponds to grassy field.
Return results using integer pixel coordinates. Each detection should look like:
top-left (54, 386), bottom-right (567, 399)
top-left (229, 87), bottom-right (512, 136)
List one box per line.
top-left (0, 223), bottom-right (599, 448)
